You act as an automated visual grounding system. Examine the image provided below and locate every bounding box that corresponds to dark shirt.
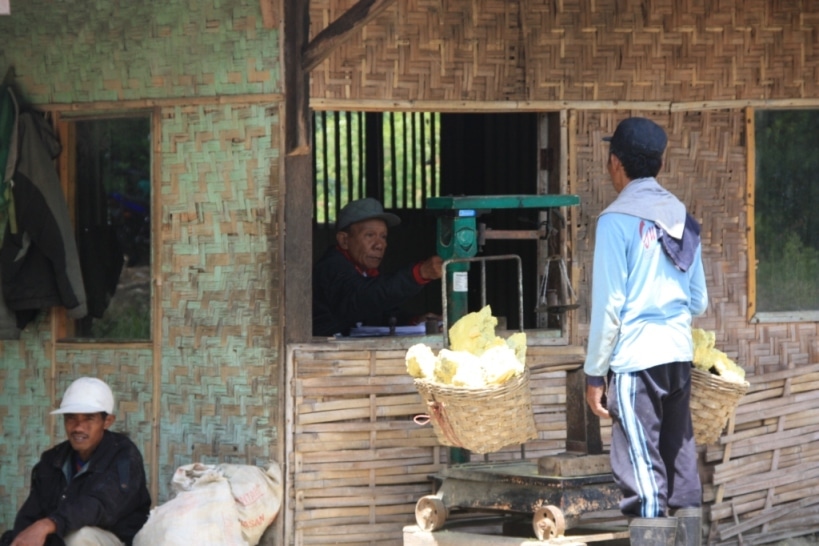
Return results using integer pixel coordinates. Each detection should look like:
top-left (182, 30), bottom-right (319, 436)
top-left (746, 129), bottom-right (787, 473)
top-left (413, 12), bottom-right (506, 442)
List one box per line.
top-left (3, 430), bottom-right (151, 546)
top-left (312, 245), bottom-right (427, 336)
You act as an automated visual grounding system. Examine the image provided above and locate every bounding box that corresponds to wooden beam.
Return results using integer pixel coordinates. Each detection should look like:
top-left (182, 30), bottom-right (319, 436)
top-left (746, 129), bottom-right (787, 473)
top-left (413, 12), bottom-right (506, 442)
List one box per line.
top-left (302, 0), bottom-right (398, 72)
top-left (284, 0), bottom-right (310, 153)
top-left (310, 97), bottom-right (819, 113)
top-left (283, 0), bottom-right (313, 343)
top-left (745, 107), bottom-right (757, 322)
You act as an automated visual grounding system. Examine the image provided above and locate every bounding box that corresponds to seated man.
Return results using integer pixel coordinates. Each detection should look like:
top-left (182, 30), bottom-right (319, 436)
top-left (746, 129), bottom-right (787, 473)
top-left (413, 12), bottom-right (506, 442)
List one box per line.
top-left (313, 197), bottom-right (443, 336)
top-left (1, 377), bottom-right (151, 546)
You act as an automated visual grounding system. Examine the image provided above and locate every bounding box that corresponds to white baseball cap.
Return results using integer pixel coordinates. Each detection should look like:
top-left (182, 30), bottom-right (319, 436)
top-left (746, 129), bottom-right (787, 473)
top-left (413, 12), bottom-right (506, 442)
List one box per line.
top-left (50, 377), bottom-right (115, 415)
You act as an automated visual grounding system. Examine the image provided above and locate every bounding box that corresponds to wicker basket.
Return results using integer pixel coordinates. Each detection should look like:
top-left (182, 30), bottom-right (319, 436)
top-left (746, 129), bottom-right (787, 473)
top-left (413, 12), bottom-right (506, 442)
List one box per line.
top-left (689, 366), bottom-right (749, 445)
top-left (413, 367), bottom-right (538, 454)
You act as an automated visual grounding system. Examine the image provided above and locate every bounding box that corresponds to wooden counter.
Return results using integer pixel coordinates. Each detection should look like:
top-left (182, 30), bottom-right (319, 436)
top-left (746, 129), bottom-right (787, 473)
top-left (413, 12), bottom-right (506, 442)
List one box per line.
top-left (283, 336), bottom-right (589, 546)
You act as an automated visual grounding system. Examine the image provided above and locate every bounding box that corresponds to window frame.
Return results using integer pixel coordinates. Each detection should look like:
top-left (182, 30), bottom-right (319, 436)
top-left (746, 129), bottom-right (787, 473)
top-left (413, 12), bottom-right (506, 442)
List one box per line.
top-left (746, 106), bottom-right (819, 324)
top-left (308, 107), bottom-right (576, 342)
top-left (53, 108), bottom-right (157, 347)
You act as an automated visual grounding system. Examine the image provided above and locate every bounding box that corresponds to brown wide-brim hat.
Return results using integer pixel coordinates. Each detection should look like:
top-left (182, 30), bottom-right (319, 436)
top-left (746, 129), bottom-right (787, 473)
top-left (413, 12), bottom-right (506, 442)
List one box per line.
top-left (336, 198), bottom-right (401, 231)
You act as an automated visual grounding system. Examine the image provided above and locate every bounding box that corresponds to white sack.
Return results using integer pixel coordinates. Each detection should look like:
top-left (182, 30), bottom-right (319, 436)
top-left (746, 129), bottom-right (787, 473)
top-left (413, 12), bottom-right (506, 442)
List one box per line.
top-left (133, 464), bottom-right (243, 546)
top-left (133, 462), bottom-right (283, 546)
top-left (220, 463), bottom-right (283, 546)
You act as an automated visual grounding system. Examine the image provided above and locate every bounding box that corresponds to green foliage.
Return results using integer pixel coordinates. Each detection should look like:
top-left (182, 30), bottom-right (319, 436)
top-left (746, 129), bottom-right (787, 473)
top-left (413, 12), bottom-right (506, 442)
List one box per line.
top-left (89, 289), bottom-right (151, 340)
top-left (382, 112), bottom-right (441, 209)
top-left (757, 232), bottom-right (819, 311)
top-left (755, 110), bottom-right (819, 312)
top-left (313, 111), bottom-right (440, 223)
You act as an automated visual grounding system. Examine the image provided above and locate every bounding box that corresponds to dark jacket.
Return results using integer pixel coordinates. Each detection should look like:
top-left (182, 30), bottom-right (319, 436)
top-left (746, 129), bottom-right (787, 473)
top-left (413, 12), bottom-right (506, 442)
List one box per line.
top-left (0, 110), bottom-right (87, 328)
top-left (313, 245), bottom-right (425, 336)
top-left (3, 430), bottom-right (151, 546)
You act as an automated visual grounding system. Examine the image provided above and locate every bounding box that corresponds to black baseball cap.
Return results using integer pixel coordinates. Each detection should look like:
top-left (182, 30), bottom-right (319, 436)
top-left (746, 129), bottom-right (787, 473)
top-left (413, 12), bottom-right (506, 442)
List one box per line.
top-left (603, 117), bottom-right (667, 159)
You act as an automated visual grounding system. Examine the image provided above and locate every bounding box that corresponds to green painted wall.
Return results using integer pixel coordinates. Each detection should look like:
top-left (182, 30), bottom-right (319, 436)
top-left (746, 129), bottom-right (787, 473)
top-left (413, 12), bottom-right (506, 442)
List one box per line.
top-left (0, 0), bottom-right (280, 104)
top-left (0, 0), bottom-right (282, 532)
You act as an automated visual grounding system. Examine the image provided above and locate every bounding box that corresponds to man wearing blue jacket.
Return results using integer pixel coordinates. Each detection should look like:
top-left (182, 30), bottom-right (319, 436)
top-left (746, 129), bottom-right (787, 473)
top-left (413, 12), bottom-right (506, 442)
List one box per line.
top-left (1, 378), bottom-right (150, 546)
top-left (584, 117), bottom-right (708, 546)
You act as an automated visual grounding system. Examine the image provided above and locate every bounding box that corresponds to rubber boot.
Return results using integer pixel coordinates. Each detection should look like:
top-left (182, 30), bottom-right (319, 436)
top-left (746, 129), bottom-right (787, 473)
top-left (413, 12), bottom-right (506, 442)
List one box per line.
top-left (629, 516), bottom-right (678, 546)
top-left (671, 507), bottom-right (702, 546)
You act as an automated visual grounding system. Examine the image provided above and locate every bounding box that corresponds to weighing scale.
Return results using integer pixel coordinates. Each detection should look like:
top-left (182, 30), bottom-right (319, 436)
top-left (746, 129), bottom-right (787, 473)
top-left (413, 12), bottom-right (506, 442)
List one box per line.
top-left (413, 195), bottom-right (624, 543)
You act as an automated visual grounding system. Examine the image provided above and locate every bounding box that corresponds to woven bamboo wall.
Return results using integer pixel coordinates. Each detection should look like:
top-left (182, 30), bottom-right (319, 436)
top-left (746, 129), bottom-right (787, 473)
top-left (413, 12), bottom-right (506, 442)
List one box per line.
top-left (0, 324), bottom-right (54, 518)
top-left (571, 108), bottom-right (819, 378)
top-left (0, 0), bottom-right (284, 532)
top-left (310, 0), bottom-right (819, 103)
top-left (158, 102), bottom-right (281, 499)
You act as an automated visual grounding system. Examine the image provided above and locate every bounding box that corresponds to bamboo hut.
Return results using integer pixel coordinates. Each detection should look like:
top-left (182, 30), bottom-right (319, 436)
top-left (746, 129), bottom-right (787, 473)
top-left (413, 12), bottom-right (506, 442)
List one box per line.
top-left (0, 1), bottom-right (817, 545)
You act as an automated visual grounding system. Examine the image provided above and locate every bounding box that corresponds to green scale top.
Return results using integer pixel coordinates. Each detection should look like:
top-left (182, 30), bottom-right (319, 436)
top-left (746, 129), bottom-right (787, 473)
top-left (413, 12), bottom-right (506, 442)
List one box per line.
top-left (426, 194), bottom-right (580, 211)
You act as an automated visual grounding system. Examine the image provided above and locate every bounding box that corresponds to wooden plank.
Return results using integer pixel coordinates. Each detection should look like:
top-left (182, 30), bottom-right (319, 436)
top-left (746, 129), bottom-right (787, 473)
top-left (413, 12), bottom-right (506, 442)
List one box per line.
top-left (735, 385), bottom-right (819, 417)
top-left (745, 106), bottom-right (757, 321)
top-left (310, 98), bottom-right (819, 113)
top-left (284, 0), bottom-right (310, 155)
top-left (717, 496), bottom-right (819, 540)
top-left (402, 525), bottom-right (629, 546)
top-left (38, 94), bottom-right (283, 113)
top-left (538, 453), bottom-right (611, 477)
top-left (303, 0), bottom-right (399, 72)
top-left (720, 460), bottom-right (819, 498)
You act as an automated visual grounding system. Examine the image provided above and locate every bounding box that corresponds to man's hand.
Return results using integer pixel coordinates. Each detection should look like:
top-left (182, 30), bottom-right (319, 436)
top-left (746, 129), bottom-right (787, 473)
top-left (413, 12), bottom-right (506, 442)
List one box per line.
top-left (586, 384), bottom-right (611, 419)
top-left (10, 518), bottom-right (56, 546)
top-left (419, 256), bottom-right (443, 281)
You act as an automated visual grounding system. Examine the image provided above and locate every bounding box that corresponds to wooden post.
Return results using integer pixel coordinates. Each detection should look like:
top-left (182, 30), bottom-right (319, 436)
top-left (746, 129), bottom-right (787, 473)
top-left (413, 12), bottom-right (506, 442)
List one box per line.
top-left (283, 0), bottom-right (313, 343)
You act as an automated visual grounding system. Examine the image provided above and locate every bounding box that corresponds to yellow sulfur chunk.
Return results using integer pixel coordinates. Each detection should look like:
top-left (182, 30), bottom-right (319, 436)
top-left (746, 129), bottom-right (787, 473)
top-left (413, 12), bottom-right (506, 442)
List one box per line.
top-left (707, 348), bottom-right (746, 383)
top-left (448, 305), bottom-right (499, 356)
top-left (692, 328), bottom-right (716, 371)
top-left (691, 328), bottom-right (746, 383)
top-left (406, 306), bottom-right (530, 388)
top-left (505, 332), bottom-right (527, 364)
top-left (480, 345), bottom-right (525, 386)
top-left (692, 328), bottom-right (715, 350)
top-left (437, 349), bottom-right (485, 388)
top-left (406, 343), bottom-right (437, 379)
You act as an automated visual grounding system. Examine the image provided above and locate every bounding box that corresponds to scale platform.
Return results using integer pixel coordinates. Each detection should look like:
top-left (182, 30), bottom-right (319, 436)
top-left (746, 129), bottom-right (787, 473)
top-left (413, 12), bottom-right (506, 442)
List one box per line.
top-left (415, 459), bottom-right (623, 542)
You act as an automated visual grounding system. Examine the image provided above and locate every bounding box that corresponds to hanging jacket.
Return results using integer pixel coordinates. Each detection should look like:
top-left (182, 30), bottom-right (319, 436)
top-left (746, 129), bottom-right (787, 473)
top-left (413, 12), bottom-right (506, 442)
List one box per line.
top-left (0, 84), bottom-right (20, 338)
top-left (0, 110), bottom-right (87, 327)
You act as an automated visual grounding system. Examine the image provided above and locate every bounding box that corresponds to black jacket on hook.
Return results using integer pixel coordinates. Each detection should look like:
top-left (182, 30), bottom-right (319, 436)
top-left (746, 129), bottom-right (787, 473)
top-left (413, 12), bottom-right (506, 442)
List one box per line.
top-left (0, 110), bottom-right (87, 328)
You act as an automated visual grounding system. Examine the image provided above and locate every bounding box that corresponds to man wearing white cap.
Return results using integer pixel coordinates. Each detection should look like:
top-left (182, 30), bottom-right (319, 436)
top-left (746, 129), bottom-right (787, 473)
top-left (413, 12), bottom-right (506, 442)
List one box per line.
top-left (1, 378), bottom-right (150, 546)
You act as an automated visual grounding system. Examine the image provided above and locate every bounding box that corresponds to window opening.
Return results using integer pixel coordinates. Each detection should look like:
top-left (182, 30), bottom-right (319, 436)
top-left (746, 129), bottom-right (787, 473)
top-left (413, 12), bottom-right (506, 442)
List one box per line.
top-left (311, 111), bottom-right (573, 336)
top-left (751, 109), bottom-right (819, 320)
top-left (66, 115), bottom-right (152, 341)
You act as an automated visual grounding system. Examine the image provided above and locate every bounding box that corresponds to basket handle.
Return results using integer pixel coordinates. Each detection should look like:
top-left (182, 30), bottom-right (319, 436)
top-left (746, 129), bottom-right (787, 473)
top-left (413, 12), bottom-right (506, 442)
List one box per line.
top-left (415, 401), bottom-right (463, 448)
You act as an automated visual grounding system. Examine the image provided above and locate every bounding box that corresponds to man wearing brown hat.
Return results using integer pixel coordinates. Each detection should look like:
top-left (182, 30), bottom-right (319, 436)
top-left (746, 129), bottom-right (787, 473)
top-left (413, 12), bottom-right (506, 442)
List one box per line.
top-left (313, 197), bottom-right (443, 337)
top-left (583, 118), bottom-right (708, 546)
top-left (1, 378), bottom-right (150, 546)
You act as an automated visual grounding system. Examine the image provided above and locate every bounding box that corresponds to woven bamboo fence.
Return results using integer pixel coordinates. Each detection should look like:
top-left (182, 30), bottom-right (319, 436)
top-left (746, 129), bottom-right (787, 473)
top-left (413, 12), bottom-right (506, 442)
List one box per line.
top-left (703, 364), bottom-right (819, 544)
top-left (285, 341), bottom-right (596, 546)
